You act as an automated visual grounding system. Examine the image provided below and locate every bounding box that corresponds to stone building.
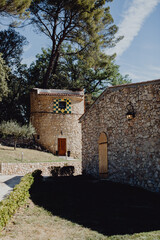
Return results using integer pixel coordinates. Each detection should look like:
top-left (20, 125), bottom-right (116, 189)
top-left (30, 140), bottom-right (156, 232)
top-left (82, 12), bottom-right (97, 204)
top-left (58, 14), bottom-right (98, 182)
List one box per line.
top-left (79, 79), bottom-right (160, 192)
top-left (30, 88), bottom-right (84, 159)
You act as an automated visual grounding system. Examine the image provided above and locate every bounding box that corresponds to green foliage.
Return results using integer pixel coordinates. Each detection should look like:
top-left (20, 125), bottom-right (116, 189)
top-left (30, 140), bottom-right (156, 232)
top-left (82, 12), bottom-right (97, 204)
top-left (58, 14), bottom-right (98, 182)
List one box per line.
top-left (49, 166), bottom-right (75, 177)
top-left (32, 169), bottom-right (43, 183)
top-left (21, 123), bottom-right (36, 138)
top-left (0, 120), bottom-right (36, 149)
top-left (60, 166), bottom-right (74, 176)
top-left (0, 28), bottom-right (29, 123)
top-left (28, 48), bottom-right (50, 88)
top-left (0, 40), bottom-right (132, 123)
top-left (0, 63), bottom-right (30, 123)
top-left (0, 120), bottom-right (35, 138)
top-left (29, 45), bottom-right (131, 91)
top-left (28, 0), bottom-right (121, 88)
top-left (49, 166), bottom-right (61, 178)
top-left (0, 173), bottom-right (34, 231)
top-left (0, 54), bottom-right (9, 101)
top-left (32, 169), bottom-right (42, 178)
top-left (0, 27), bottom-right (28, 67)
top-left (0, 0), bottom-right (31, 15)
top-left (57, 45), bottom-right (131, 94)
top-left (111, 74), bottom-right (132, 86)
top-left (0, 1), bottom-right (129, 123)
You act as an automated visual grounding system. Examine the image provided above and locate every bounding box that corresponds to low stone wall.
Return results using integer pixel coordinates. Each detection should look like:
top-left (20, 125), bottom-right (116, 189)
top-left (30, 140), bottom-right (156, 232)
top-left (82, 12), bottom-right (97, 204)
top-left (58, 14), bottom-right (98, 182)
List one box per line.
top-left (0, 162), bottom-right (82, 176)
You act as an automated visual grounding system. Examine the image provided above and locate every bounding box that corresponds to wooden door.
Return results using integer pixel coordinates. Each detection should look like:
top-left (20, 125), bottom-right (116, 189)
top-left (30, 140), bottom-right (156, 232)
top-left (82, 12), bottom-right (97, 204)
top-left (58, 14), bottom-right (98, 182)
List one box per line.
top-left (58, 138), bottom-right (66, 156)
top-left (98, 132), bottom-right (108, 178)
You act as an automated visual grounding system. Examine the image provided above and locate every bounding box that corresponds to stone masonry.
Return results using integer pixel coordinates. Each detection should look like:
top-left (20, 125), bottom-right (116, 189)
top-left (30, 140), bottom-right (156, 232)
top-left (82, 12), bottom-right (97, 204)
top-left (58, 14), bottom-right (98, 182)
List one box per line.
top-left (30, 89), bottom-right (84, 159)
top-left (0, 162), bottom-right (82, 176)
top-left (80, 79), bottom-right (160, 192)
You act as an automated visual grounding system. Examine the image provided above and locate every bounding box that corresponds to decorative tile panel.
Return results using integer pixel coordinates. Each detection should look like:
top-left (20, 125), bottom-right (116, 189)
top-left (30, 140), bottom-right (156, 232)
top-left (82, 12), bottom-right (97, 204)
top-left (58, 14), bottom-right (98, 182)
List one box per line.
top-left (53, 99), bottom-right (71, 114)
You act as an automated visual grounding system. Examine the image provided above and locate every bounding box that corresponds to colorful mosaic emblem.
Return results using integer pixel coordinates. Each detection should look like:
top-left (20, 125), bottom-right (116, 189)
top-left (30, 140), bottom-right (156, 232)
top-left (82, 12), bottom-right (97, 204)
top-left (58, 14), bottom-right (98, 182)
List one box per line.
top-left (53, 99), bottom-right (71, 114)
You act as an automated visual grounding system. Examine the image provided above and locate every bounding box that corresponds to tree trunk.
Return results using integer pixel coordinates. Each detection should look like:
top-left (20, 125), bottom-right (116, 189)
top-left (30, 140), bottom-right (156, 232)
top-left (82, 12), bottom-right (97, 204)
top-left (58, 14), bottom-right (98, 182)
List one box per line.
top-left (43, 44), bottom-right (61, 89)
top-left (14, 138), bottom-right (17, 150)
top-left (52, 52), bottom-right (60, 76)
top-left (43, 53), bottom-right (55, 88)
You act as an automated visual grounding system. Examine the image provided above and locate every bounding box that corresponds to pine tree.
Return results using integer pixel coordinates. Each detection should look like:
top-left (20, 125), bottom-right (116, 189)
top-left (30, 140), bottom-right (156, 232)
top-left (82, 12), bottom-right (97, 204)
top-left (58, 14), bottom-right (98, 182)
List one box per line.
top-left (0, 0), bottom-right (31, 15)
top-left (0, 27), bottom-right (28, 66)
top-left (28, 0), bottom-right (121, 88)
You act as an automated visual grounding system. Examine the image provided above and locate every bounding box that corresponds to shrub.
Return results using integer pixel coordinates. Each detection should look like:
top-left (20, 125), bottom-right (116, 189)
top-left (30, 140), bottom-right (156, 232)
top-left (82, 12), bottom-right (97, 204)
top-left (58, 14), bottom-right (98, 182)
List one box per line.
top-left (49, 166), bottom-right (61, 178)
top-left (32, 169), bottom-right (43, 183)
top-left (60, 166), bottom-right (74, 176)
top-left (49, 166), bottom-right (75, 177)
top-left (0, 173), bottom-right (34, 231)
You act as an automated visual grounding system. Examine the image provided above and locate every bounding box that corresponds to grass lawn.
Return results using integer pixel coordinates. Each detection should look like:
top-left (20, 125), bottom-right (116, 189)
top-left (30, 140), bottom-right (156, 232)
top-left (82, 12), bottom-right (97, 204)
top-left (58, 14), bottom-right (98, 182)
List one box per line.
top-left (1, 200), bottom-right (160, 240)
top-left (1, 177), bottom-right (160, 240)
top-left (0, 145), bottom-right (80, 163)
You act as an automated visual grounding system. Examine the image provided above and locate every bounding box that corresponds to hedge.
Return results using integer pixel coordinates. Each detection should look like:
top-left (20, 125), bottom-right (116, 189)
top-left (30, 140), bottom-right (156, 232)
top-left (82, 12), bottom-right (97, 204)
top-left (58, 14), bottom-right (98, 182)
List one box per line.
top-left (49, 166), bottom-right (75, 177)
top-left (0, 173), bottom-right (34, 231)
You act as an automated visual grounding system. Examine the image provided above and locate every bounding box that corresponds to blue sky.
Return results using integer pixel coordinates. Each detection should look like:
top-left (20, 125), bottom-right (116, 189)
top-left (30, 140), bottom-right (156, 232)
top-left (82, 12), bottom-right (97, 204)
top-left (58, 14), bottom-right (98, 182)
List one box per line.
top-left (106, 0), bottom-right (160, 82)
top-left (0, 0), bottom-right (160, 83)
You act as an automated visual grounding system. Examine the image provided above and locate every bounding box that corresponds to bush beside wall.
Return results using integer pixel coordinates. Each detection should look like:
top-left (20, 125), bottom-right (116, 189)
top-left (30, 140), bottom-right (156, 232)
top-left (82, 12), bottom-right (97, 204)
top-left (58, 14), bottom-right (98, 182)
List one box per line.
top-left (0, 173), bottom-right (34, 231)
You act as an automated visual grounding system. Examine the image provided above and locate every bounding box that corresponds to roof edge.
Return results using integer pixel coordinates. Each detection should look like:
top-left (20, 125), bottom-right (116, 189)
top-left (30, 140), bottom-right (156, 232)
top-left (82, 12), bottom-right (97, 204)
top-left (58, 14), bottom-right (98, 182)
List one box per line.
top-left (107, 78), bottom-right (160, 90)
top-left (31, 88), bottom-right (84, 96)
top-left (79, 78), bottom-right (160, 122)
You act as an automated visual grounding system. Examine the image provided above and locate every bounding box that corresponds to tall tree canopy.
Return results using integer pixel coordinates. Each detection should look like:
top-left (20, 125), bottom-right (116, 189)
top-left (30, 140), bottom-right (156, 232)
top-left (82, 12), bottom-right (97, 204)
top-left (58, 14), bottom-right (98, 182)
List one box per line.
top-left (0, 28), bottom-right (29, 123)
top-left (28, 45), bottom-right (131, 110)
top-left (28, 0), bottom-right (121, 88)
top-left (0, 0), bottom-right (31, 15)
top-left (0, 62), bottom-right (30, 123)
top-left (0, 54), bottom-right (9, 101)
top-left (0, 27), bottom-right (28, 66)
top-left (0, 0), bottom-right (131, 124)
top-left (29, 45), bottom-right (131, 92)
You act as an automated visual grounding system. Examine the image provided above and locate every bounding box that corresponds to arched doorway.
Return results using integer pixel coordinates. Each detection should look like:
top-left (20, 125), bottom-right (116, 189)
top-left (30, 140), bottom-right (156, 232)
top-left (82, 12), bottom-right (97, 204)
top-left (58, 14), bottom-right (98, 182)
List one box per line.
top-left (98, 132), bottom-right (108, 178)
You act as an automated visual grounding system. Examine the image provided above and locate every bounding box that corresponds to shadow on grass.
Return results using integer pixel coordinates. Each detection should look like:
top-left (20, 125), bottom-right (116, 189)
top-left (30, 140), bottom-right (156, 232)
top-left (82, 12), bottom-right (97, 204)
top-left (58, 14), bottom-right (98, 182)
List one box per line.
top-left (29, 176), bottom-right (160, 236)
top-left (0, 147), bottom-right (14, 151)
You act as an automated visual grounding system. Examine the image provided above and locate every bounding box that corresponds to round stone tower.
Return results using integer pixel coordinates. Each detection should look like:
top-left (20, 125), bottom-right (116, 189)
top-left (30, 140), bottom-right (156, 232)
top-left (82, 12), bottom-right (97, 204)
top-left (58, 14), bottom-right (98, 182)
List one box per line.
top-left (30, 88), bottom-right (84, 159)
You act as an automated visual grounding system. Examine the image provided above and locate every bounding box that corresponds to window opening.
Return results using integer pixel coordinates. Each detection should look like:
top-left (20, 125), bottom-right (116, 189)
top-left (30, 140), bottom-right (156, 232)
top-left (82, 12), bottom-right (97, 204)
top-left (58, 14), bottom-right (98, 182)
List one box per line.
top-left (59, 101), bottom-right (66, 110)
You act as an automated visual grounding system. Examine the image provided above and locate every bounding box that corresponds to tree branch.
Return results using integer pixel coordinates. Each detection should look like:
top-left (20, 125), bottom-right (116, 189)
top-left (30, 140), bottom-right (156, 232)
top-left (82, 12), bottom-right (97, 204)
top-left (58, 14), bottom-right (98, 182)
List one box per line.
top-left (34, 12), bottom-right (52, 38)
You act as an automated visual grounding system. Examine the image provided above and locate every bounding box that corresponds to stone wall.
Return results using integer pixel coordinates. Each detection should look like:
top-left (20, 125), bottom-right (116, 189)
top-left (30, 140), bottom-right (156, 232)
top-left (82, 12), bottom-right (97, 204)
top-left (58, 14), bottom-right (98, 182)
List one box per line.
top-left (0, 162), bottom-right (82, 176)
top-left (80, 79), bottom-right (160, 192)
top-left (30, 89), bottom-right (84, 159)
